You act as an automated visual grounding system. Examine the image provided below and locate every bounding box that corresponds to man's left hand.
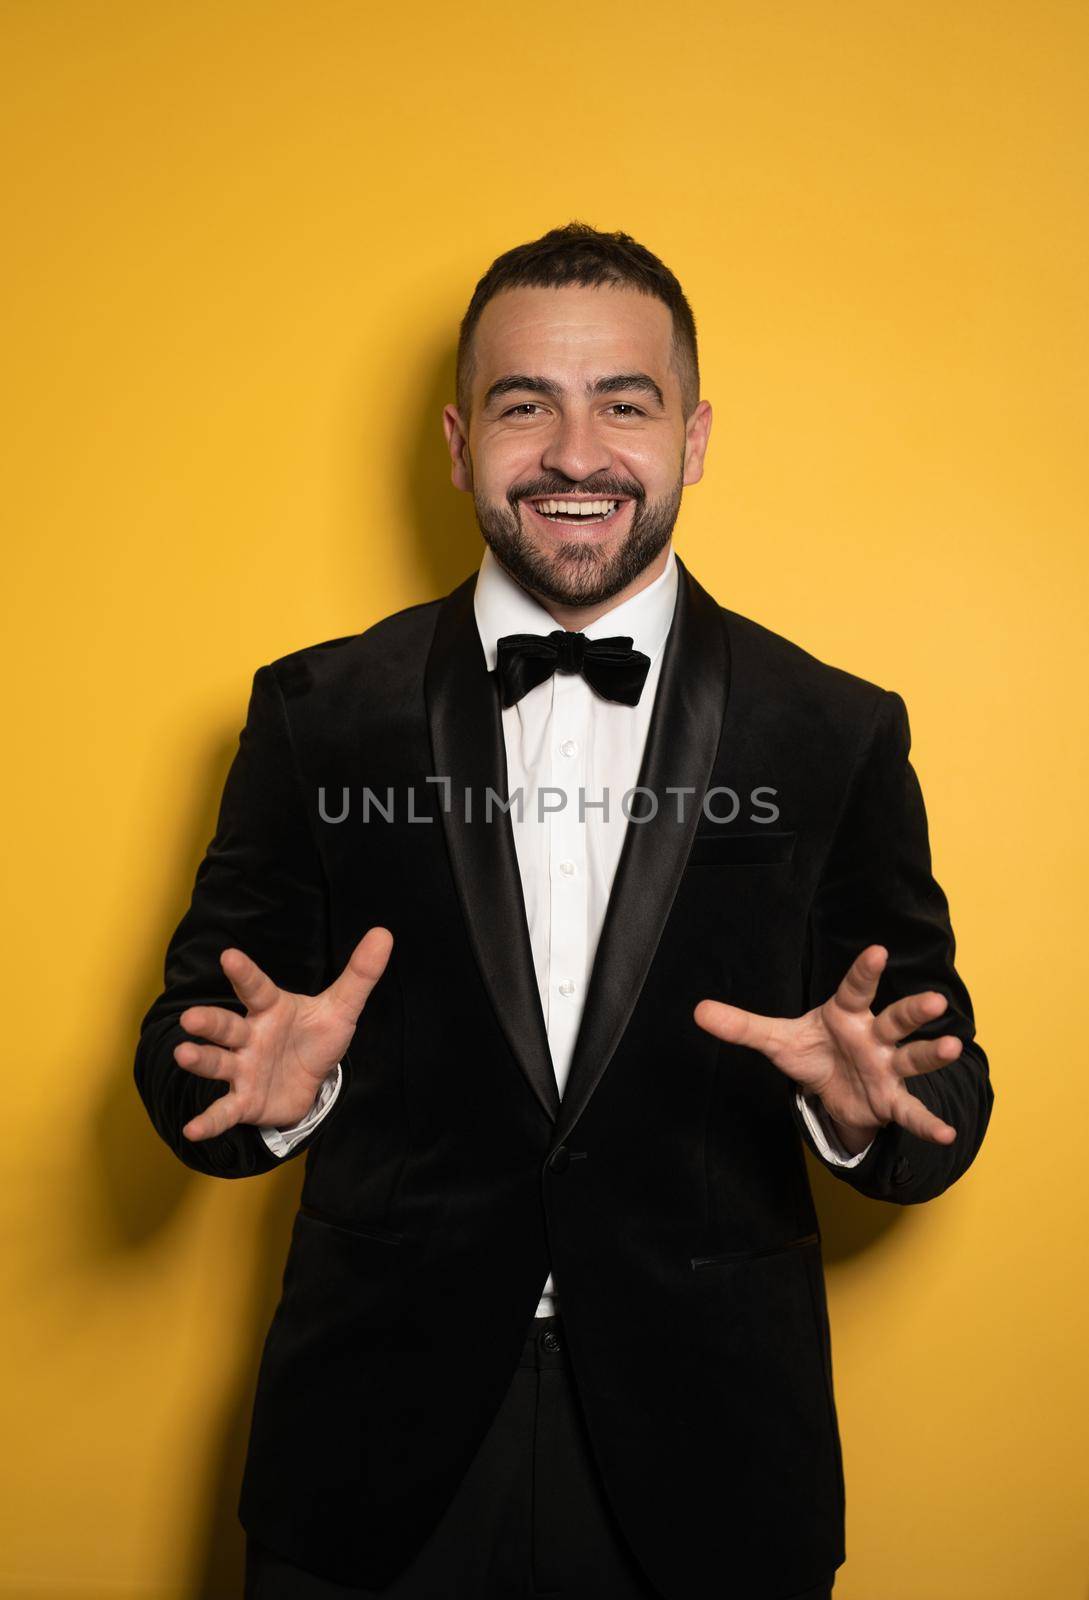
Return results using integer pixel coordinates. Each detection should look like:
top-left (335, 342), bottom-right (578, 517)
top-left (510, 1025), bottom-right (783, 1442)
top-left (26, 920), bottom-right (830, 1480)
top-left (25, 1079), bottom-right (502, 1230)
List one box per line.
top-left (693, 944), bottom-right (961, 1152)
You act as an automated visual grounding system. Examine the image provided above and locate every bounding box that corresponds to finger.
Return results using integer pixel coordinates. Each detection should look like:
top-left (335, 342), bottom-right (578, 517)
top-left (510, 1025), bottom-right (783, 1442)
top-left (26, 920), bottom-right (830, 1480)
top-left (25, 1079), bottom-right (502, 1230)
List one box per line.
top-left (872, 989), bottom-right (948, 1046)
top-left (324, 927), bottom-right (395, 1025)
top-left (693, 998), bottom-right (791, 1063)
top-left (178, 1005), bottom-right (248, 1049)
top-left (220, 948), bottom-right (280, 1015)
top-left (895, 1034), bottom-right (964, 1078)
top-left (173, 1040), bottom-right (236, 1082)
top-left (889, 1088), bottom-right (958, 1145)
top-left (182, 1088), bottom-right (244, 1143)
top-left (834, 945), bottom-right (888, 1015)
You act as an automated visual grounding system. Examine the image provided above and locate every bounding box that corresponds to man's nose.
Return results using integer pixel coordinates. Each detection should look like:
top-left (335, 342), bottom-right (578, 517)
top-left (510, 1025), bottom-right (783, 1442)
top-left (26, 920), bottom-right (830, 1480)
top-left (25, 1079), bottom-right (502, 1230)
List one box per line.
top-left (539, 412), bottom-right (613, 484)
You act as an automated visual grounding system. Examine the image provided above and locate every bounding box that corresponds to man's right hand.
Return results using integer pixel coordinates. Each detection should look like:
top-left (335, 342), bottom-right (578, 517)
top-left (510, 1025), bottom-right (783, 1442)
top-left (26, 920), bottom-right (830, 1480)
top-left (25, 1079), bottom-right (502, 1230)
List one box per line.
top-left (173, 927), bottom-right (394, 1142)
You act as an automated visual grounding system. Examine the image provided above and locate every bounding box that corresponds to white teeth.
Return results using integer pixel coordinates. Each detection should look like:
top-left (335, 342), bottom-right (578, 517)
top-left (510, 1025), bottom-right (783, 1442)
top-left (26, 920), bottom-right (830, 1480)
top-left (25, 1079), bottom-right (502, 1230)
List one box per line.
top-left (533, 498), bottom-right (619, 517)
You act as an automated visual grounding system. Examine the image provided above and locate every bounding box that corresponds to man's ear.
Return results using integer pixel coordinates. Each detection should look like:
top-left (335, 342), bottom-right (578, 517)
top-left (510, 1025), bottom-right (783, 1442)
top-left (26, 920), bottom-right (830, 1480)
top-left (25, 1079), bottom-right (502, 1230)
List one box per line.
top-left (682, 400), bottom-right (713, 487)
top-left (443, 404), bottom-right (474, 493)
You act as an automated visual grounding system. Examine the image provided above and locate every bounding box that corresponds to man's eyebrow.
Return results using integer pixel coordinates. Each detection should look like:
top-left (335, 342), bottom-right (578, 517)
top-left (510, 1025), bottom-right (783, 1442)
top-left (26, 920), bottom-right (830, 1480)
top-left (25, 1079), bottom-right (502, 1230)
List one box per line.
top-left (590, 373), bottom-right (665, 408)
top-left (482, 372), bottom-right (665, 410)
top-left (482, 375), bottom-right (564, 408)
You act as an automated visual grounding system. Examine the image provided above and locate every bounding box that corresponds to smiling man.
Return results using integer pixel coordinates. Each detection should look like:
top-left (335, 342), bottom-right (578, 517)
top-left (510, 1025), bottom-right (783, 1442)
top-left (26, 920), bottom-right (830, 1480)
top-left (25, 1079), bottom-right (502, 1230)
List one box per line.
top-left (452, 271), bottom-right (704, 620)
top-left (135, 222), bottom-right (993, 1599)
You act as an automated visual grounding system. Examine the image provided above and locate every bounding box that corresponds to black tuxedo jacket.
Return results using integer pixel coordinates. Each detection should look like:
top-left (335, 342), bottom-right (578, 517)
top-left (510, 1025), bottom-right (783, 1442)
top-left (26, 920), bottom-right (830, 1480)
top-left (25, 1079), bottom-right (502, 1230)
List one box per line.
top-left (135, 555), bottom-right (993, 1598)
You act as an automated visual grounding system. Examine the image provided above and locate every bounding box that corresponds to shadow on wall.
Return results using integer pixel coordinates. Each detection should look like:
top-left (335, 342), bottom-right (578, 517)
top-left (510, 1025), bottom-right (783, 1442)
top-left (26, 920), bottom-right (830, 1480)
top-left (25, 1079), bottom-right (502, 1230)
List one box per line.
top-left (96, 336), bottom-right (900, 1599)
top-left (402, 340), bottom-right (484, 599)
top-left (364, 335), bottom-right (483, 606)
top-left (91, 713), bottom-right (307, 1599)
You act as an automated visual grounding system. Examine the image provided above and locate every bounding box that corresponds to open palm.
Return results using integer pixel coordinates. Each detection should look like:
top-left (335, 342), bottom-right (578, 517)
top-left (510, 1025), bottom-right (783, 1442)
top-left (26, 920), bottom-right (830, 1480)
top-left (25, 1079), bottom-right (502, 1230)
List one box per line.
top-left (694, 944), bottom-right (961, 1146)
top-left (173, 926), bottom-right (394, 1141)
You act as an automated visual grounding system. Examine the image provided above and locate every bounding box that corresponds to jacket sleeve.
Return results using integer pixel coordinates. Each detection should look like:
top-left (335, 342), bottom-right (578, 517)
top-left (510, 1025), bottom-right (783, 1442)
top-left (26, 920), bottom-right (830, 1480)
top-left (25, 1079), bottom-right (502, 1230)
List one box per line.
top-left (134, 662), bottom-right (338, 1179)
top-left (791, 687), bottom-right (994, 1203)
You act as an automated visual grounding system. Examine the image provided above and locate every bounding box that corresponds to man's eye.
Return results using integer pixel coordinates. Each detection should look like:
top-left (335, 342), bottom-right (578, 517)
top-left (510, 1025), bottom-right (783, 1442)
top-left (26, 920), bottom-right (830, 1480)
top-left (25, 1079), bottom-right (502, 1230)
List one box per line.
top-left (608, 404), bottom-right (644, 418)
top-left (503, 404), bottom-right (544, 418)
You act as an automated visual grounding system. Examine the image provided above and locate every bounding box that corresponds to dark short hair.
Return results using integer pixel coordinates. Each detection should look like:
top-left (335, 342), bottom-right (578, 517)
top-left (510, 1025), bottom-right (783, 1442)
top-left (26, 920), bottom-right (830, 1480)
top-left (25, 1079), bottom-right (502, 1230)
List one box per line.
top-left (456, 220), bottom-right (700, 420)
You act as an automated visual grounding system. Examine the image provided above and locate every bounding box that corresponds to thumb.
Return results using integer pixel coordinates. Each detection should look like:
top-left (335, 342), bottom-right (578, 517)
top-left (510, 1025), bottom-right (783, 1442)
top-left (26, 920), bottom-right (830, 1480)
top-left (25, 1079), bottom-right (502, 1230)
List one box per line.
top-left (323, 927), bottom-right (394, 1025)
top-left (693, 997), bottom-right (789, 1063)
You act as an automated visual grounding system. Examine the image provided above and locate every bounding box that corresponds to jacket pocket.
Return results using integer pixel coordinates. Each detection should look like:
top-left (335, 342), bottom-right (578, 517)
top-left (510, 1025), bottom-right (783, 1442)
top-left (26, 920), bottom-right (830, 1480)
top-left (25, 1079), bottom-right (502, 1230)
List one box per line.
top-left (297, 1203), bottom-right (407, 1246)
top-left (686, 829), bottom-right (797, 866)
top-left (691, 1229), bottom-right (820, 1270)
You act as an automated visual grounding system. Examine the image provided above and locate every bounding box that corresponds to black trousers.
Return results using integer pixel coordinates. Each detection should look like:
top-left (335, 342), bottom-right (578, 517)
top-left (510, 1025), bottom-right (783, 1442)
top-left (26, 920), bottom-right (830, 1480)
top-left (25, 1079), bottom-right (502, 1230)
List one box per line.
top-left (243, 1314), bottom-right (836, 1600)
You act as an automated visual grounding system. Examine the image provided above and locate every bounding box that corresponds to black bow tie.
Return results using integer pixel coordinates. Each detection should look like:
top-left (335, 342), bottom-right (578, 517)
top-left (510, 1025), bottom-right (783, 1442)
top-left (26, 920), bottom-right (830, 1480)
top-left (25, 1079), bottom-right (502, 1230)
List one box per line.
top-left (495, 630), bottom-right (652, 709)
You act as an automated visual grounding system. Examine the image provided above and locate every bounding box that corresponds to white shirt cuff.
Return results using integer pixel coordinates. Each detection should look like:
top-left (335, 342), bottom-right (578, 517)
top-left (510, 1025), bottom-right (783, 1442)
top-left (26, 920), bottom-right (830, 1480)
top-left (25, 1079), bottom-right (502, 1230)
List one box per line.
top-left (796, 1090), bottom-right (875, 1168)
top-left (258, 1063), bottom-right (343, 1158)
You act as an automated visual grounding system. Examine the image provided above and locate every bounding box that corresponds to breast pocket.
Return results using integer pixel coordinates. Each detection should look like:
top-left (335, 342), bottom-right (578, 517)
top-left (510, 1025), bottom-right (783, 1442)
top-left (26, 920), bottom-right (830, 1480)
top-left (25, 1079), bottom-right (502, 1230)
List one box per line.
top-left (686, 829), bottom-right (797, 867)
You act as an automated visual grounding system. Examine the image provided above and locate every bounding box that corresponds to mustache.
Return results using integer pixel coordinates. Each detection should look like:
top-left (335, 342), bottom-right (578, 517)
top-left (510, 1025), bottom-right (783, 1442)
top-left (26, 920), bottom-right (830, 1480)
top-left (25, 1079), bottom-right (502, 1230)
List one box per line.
top-left (508, 476), bottom-right (645, 506)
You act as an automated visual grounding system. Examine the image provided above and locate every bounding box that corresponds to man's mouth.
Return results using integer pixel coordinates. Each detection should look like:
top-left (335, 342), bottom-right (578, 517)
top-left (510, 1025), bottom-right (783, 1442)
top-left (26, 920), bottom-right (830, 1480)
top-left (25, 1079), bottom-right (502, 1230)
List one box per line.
top-left (522, 496), bottom-right (632, 528)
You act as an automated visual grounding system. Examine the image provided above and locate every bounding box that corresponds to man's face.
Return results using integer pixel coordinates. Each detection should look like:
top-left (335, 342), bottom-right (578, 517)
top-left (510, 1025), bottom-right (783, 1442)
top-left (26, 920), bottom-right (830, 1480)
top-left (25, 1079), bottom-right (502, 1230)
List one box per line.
top-left (444, 284), bottom-right (712, 610)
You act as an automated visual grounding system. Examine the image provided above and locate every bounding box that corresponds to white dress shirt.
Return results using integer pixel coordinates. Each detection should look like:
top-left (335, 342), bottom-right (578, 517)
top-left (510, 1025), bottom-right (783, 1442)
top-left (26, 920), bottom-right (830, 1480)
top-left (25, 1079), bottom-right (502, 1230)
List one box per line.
top-left (259, 546), bottom-right (873, 1315)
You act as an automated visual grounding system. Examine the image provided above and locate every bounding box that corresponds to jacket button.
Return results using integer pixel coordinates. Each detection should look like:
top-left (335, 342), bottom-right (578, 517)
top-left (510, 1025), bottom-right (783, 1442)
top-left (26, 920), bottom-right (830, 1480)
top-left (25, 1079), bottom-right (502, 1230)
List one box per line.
top-left (548, 1146), bottom-right (570, 1174)
top-left (540, 1328), bottom-right (562, 1353)
top-left (892, 1157), bottom-right (913, 1186)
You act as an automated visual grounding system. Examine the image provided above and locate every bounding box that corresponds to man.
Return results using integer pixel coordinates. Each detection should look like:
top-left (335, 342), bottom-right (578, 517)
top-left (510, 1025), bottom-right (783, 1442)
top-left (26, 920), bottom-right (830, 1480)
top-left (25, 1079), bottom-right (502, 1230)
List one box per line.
top-left (135, 222), bottom-right (993, 1599)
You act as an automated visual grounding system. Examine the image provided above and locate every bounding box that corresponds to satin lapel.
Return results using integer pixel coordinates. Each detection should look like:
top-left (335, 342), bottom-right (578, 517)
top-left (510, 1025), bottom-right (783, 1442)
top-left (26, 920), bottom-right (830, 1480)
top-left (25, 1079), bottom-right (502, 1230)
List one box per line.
top-left (554, 556), bottom-right (731, 1145)
top-left (424, 572), bottom-right (560, 1123)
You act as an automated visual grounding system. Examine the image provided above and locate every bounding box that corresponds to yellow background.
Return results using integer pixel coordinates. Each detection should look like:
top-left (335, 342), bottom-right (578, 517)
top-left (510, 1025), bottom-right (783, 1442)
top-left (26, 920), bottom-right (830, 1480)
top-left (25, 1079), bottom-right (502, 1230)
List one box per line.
top-left (3, 2), bottom-right (1086, 1596)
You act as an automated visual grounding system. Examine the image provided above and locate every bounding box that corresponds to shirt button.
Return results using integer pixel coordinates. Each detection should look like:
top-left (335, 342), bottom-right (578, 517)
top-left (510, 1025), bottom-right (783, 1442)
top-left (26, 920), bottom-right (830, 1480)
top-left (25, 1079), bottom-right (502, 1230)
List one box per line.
top-left (558, 978), bottom-right (576, 998)
top-left (559, 859), bottom-right (576, 877)
top-left (559, 738), bottom-right (577, 758)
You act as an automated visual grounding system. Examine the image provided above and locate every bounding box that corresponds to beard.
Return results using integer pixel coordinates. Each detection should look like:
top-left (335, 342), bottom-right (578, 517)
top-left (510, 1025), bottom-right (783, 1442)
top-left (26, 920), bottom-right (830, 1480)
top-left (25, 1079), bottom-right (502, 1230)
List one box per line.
top-left (472, 460), bottom-right (685, 610)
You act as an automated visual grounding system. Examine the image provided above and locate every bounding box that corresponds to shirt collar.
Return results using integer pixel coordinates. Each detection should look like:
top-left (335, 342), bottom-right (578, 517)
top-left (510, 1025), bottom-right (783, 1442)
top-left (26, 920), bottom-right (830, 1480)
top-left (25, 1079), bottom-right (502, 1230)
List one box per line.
top-left (473, 543), bottom-right (678, 673)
